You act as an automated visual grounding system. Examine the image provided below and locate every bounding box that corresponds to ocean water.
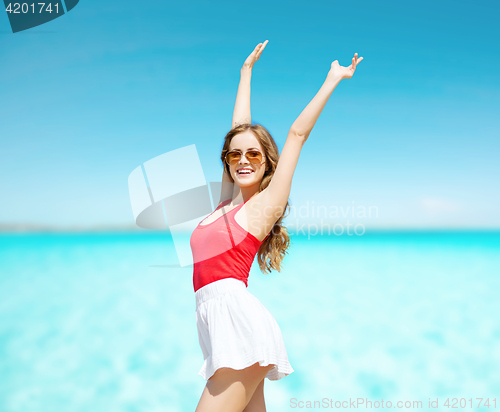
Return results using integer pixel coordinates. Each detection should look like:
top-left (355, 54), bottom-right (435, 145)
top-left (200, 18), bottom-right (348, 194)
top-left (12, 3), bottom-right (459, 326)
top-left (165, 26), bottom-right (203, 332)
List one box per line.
top-left (0, 231), bottom-right (499, 412)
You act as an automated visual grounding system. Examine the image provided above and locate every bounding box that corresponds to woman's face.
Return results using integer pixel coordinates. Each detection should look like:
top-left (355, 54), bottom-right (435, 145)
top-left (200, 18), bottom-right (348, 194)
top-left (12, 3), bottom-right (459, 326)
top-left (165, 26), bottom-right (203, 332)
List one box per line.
top-left (227, 131), bottom-right (267, 188)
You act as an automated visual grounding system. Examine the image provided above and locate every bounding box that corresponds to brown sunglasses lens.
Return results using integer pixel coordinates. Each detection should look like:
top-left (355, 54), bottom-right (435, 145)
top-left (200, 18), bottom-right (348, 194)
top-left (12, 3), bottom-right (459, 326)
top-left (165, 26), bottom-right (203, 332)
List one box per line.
top-left (226, 151), bottom-right (262, 165)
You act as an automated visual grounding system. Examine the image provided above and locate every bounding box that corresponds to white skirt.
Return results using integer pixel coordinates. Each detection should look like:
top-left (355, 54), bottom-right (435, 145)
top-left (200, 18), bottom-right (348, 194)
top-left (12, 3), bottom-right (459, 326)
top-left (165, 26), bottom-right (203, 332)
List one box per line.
top-left (195, 277), bottom-right (294, 381)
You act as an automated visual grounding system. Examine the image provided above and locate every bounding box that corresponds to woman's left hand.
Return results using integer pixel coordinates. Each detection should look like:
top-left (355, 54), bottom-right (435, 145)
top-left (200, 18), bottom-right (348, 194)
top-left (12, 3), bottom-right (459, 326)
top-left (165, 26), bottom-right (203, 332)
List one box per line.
top-left (327, 52), bottom-right (363, 81)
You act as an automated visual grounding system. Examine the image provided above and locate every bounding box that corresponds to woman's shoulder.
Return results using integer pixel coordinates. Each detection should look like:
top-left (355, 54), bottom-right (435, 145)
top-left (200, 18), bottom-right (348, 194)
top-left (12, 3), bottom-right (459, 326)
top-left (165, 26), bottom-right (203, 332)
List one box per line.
top-left (215, 198), bottom-right (232, 211)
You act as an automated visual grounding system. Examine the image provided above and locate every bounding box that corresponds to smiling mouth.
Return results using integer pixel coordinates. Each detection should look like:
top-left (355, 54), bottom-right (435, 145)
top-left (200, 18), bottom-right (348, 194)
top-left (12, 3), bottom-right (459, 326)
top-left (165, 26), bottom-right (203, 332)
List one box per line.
top-left (237, 169), bottom-right (254, 176)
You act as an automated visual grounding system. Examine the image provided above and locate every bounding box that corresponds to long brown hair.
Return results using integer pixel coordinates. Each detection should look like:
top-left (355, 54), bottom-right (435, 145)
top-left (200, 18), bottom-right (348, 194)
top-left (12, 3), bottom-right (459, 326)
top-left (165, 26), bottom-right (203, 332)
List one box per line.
top-left (220, 123), bottom-right (291, 274)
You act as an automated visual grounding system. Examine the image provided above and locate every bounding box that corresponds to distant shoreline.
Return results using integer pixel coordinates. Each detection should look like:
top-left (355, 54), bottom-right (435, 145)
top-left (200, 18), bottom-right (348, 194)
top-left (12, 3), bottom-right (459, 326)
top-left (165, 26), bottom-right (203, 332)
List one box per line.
top-left (0, 224), bottom-right (499, 234)
top-left (0, 224), bottom-right (147, 233)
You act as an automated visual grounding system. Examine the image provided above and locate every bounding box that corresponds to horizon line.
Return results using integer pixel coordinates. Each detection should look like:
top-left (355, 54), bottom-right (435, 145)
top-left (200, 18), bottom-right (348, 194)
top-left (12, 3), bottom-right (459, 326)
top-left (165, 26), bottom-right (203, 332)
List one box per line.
top-left (1, 223), bottom-right (499, 234)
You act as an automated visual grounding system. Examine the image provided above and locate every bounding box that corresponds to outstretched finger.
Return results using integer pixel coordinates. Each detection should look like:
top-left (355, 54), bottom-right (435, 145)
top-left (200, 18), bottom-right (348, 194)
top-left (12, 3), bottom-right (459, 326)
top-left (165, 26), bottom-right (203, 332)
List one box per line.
top-left (256, 40), bottom-right (269, 59)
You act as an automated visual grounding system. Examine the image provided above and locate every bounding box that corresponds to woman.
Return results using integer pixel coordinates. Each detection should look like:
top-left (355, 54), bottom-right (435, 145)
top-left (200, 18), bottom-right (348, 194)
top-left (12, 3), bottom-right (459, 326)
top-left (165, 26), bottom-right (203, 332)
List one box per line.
top-left (190, 40), bottom-right (363, 412)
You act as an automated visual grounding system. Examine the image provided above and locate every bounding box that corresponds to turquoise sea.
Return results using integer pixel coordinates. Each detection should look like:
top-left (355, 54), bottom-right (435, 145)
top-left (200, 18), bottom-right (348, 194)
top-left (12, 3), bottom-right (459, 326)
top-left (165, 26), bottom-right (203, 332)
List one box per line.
top-left (0, 231), bottom-right (499, 411)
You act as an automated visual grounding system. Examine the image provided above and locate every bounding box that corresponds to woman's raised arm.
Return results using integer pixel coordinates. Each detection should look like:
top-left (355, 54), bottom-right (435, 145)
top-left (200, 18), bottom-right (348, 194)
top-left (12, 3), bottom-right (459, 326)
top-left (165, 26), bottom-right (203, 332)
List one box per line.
top-left (218, 41), bottom-right (269, 206)
top-left (262, 53), bottom-right (364, 214)
top-left (289, 53), bottom-right (363, 138)
top-left (231, 40), bottom-right (269, 129)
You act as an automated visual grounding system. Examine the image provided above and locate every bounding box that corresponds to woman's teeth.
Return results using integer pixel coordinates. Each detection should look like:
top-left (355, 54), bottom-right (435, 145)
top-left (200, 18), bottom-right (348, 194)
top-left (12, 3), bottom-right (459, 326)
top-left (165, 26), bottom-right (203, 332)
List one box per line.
top-left (237, 169), bottom-right (253, 176)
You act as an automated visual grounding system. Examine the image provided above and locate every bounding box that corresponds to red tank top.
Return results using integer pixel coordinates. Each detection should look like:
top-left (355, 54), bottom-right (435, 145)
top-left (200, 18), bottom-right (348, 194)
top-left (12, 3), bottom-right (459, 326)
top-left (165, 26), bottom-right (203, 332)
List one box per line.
top-left (190, 198), bottom-right (269, 292)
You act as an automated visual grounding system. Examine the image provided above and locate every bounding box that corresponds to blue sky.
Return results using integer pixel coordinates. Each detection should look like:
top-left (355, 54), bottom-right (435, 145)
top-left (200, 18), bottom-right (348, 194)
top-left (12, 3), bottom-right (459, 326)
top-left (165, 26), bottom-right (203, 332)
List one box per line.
top-left (0, 0), bottom-right (498, 229)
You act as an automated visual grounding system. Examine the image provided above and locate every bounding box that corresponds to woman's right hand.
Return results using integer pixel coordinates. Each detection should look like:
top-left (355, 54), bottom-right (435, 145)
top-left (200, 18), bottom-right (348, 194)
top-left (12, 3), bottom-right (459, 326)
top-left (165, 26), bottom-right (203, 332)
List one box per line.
top-left (242, 40), bottom-right (269, 70)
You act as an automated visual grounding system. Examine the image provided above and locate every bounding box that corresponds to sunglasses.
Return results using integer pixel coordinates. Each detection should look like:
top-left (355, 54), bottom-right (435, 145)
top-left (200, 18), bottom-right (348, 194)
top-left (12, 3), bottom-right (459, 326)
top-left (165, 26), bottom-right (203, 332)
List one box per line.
top-left (225, 150), bottom-right (265, 165)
